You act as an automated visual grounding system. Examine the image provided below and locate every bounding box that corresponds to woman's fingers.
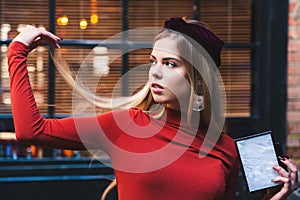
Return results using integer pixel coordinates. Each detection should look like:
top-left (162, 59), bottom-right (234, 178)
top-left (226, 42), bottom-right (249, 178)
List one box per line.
top-left (280, 158), bottom-right (299, 190)
top-left (272, 176), bottom-right (289, 184)
top-left (272, 164), bottom-right (289, 178)
top-left (31, 35), bottom-right (61, 49)
top-left (281, 158), bottom-right (298, 174)
top-left (30, 27), bottom-right (62, 49)
top-left (269, 158), bottom-right (299, 199)
top-left (37, 27), bottom-right (62, 48)
top-left (12, 25), bottom-right (62, 49)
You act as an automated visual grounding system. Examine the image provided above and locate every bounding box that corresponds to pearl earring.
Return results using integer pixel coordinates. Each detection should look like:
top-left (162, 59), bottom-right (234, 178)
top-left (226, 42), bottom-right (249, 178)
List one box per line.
top-left (192, 95), bottom-right (204, 112)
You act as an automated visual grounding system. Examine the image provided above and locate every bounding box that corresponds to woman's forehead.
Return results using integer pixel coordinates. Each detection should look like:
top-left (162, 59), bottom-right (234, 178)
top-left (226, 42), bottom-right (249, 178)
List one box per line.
top-left (152, 38), bottom-right (180, 58)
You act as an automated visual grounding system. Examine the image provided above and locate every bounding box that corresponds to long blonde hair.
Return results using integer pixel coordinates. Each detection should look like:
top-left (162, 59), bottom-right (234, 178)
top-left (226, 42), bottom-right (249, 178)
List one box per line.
top-left (55, 30), bottom-right (222, 130)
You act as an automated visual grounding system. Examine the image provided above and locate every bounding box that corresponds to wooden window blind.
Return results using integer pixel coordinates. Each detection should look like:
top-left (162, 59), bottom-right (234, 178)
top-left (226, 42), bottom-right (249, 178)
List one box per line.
top-left (0, 0), bottom-right (252, 118)
top-left (0, 0), bottom-right (49, 114)
top-left (127, 0), bottom-right (252, 117)
top-left (199, 0), bottom-right (252, 117)
top-left (54, 0), bottom-right (122, 114)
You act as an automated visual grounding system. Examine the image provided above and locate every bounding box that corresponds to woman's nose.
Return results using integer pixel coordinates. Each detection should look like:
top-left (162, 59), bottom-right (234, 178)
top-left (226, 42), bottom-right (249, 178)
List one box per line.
top-left (150, 65), bottom-right (162, 79)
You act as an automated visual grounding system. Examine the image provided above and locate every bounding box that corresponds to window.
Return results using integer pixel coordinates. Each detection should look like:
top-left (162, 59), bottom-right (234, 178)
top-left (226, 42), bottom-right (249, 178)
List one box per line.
top-left (0, 0), bottom-right (253, 118)
top-left (0, 2), bottom-right (288, 199)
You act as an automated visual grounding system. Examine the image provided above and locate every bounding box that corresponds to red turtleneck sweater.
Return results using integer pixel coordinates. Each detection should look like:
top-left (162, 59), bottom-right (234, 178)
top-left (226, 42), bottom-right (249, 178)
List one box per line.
top-left (8, 41), bottom-right (239, 200)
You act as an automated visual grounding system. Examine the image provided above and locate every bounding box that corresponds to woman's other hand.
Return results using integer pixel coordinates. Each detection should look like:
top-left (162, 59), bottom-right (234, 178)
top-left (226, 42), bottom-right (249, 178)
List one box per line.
top-left (268, 157), bottom-right (299, 200)
top-left (12, 25), bottom-right (62, 49)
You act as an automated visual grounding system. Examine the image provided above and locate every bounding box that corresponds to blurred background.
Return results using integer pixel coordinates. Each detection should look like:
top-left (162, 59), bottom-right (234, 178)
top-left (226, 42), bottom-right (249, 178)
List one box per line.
top-left (0, 0), bottom-right (299, 199)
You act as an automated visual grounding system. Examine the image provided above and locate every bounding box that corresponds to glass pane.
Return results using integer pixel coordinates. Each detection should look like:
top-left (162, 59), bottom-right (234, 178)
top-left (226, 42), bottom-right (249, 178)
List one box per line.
top-left (200, 0), bottom-right (252, 117)
top-left (221, 49), bottom-right (251, 117)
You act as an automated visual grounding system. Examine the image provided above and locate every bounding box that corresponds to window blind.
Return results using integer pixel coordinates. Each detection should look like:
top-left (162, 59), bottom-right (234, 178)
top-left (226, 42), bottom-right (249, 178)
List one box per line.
top-left (0, 0), bottom-right (252, 118)
top-left (0, 0), bottom-right (49, 114)
top-left (199, 0), bottom-right (252, 117)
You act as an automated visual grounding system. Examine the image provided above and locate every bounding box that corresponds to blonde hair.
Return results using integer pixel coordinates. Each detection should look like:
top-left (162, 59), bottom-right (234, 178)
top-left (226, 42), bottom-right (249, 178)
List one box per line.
top-left (100, 178), bottom-right (117, 200)
top-left (53, 20), bottom-right (223, 131)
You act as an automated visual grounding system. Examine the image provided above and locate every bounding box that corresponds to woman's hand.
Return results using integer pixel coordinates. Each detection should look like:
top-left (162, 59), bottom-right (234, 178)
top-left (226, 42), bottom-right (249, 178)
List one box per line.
top-left (12, 25), bottom-right (62, 50)
top-left (268, 157), bottom-right (299, 200)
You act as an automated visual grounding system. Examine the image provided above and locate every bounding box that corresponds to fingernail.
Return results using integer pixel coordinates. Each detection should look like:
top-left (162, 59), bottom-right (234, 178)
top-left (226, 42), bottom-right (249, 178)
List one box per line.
top-left (278, 156), bottom-right (284, 160)
top-left (271, 178), bottom-right (279, 182)
top-left (272, 165), bottom-right (279, 169)
top-left (279, 157), bottom-right (286, 161)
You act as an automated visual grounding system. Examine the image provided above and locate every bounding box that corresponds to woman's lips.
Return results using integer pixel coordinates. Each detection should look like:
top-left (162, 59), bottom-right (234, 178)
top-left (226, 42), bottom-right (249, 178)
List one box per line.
top-left (151, 83), bottom-right (164, 93)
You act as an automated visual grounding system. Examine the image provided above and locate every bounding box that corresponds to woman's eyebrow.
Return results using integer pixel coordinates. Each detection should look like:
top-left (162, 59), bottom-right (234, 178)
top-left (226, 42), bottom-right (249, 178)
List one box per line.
top-left (162, 57), bottom-right (181, 62)
top-left (150, 55), bottom-right (181, 62)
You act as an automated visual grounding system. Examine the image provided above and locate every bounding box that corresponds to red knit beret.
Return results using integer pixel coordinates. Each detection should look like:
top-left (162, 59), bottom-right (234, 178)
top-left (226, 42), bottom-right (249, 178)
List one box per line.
top-left (163, 17), bottom-right (224, 67)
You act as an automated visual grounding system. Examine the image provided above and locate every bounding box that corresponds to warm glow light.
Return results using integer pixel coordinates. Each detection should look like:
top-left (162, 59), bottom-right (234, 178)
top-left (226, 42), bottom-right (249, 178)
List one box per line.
top-left (80, 19), bottom-right (88, 30)
top-left (57, 15), bottom-right (69, 26)
top-left (93, 46), bottom-right (110, 75)
top-left (2, 92), bottom-right (11, 105)
top-left (90, 14), bottom-right (99, 24)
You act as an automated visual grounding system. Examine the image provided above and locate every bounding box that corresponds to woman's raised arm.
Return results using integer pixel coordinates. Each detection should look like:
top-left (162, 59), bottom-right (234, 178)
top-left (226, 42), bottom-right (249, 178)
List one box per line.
top-left (7, 26), bottom-right (110, 150)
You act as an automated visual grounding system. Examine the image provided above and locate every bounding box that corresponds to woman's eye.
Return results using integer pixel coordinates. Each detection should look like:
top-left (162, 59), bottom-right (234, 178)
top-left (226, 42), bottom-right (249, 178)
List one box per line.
top-left (165, 61), bottom-right (176, 67)
top-left (149, 59), bottom-right (156, 66)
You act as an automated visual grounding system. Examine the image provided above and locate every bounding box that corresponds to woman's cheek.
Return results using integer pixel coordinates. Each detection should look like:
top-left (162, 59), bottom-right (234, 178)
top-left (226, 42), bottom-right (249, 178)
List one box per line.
top-left (166, 75), bottom-right (191, 100)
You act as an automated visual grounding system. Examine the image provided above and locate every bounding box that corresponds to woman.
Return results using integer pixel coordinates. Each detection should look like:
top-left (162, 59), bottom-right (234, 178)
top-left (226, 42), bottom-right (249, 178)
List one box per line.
top-left (8, 17), bottom-right (298, 199)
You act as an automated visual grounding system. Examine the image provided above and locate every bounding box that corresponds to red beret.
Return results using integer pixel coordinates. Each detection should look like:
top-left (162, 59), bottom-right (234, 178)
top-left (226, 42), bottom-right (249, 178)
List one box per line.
top-left (163, 17), bottom-right (224, 67)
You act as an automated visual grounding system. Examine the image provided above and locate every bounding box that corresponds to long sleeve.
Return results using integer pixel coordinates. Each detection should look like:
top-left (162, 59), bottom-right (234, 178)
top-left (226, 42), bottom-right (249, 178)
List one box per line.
top-left (7, 41), bottom-right (108, 150)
